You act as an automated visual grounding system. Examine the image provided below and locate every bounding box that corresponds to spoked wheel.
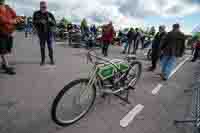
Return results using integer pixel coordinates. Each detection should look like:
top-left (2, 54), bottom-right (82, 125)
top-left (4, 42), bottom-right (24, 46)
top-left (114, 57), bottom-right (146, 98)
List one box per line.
top-left (51, 79), bottom-right (96, 126)
top-left (126, 61), bottom-right (142, 88)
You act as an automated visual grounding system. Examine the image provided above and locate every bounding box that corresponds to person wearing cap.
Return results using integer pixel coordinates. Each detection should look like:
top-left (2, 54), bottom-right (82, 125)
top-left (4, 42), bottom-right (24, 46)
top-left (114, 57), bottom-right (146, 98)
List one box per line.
top-left (33, 1), bottom-right (56, 66)
top-left (0, 0), bottom-right (23, 75)
top-left (148, 25), bottom-right (167, 71)
top-left (159, 24), bottom-right (185, 80)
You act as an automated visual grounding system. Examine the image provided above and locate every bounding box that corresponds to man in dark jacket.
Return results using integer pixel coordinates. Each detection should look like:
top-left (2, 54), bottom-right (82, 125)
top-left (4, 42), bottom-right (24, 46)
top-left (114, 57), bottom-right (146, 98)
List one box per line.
top-left (148, 25), bottom-right (166, 71)
top-left (159, 24), bottom-right (185, 80)
top-left (33, 1), bottom-right (56, 66)
top-left (132, 28), bottom-right (141, 54)
top-left (122, 28), bottom-right (135, 54)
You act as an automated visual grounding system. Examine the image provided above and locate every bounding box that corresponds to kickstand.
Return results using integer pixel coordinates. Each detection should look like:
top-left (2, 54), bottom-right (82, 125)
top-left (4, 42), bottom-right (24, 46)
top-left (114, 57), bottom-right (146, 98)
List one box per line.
top-left (114, 88), bottom-right (134, 104)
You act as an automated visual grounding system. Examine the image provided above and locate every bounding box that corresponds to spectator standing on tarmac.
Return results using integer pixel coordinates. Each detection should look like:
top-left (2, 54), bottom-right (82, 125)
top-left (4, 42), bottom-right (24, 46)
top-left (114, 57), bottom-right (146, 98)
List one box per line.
top-left (81, 18), bottom-right (89, 41)
top-left (33, 1), bottom-right (56, 66)
top-left (149, 26), bottom-right (156, 37)
top-left (148, 25), bottom-right (167, 71)
top-left (140, 30), bottom-right (146, 49)
top-left (122, 28), bottom-right (135, 54)
top-left (159, 24), bottom-right (185, 80)
top-left (0, 0), bottom-right (24, 75)
top-left (191, 37), bottom-right (200, 62)
top-left (132, 28), bottom-right (142, 54)
top-left (90, 25), bottom-right (97, 37)
top-left (25, 17), bottom-right (32, 38)
top-left (101, 22), bottom-right (115, 57)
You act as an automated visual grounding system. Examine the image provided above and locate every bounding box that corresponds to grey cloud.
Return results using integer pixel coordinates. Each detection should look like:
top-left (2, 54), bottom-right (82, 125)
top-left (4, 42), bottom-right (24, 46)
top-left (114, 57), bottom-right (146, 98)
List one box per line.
top-left (6, 0), bottom-right (200, 26)
top-left (118, 0), bottom-right (139, 16)
top-left (166, 6), bottom-right (183, 14)
top-left (118, 0), bottom-right (157, 18)
top-left (156, 0), bottom-right (168, 7)
top-left (118, 0), bottom-right (200, 18)
top-left (8, 0), bottom-right (62, 16)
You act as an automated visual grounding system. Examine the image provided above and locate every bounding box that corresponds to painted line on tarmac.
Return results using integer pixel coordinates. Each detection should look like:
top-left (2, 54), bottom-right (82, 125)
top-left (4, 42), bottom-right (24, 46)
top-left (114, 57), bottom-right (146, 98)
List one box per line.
top-left (151, 56), bottom-right (190, 95)
top-left (152, 83), bottom-right (163, 95)
top-left (169, 56), bottom-right (190, 78)
top-left (120, 104), bottom-right (144, 128)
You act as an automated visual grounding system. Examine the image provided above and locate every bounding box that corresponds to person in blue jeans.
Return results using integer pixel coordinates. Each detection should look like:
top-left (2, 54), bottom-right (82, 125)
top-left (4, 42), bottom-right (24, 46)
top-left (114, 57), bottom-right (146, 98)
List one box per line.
top-left (159, 24), bottom-right (185, 80)
top-left (33, 1), bottom-right (56, 66)
top-left (25, 17), bottom-right (32, 38)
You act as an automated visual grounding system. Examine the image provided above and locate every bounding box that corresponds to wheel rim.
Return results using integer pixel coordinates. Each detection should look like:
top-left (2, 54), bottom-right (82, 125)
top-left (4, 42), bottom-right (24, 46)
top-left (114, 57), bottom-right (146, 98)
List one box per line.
top-left (55, 81), bottom-right (95, 124)
top-left (126, 63), bottom-right (140, 87)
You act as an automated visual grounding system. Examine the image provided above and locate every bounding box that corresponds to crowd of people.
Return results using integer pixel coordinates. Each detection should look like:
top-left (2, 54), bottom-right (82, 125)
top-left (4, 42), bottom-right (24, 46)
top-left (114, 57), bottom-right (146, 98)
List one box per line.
top-left (117, 24), bottom-right (186, 80)
top-left (0, 0), bottom-right (200, 81)
top-left (120, 27), bottom-right (156, 55)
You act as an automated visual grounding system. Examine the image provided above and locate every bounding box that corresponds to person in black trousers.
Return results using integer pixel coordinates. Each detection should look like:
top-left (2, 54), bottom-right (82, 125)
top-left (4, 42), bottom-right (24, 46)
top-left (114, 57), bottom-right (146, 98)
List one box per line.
top-left (148, 25), bottom-right (167, 71)
top-left (122, 28), bottom-right (135, 54)
top-left (101, 22), bottom-right (115, 57)
top-left (191, 39), bottom-right (200, 62)
top-left (33, 1), bottom-right (56, 66)
top-left (132, 28), bottom-right (141, 54)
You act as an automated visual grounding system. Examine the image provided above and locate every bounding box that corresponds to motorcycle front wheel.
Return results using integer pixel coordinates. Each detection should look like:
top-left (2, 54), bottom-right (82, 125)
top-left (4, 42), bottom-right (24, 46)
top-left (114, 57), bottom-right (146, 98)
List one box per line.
top-left (51, 78), bottom-right (96, 127)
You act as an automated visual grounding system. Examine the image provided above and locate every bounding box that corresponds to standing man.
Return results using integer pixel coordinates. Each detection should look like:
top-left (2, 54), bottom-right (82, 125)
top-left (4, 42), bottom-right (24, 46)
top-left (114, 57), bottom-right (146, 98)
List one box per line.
top-left (101, 22), bottom-right (115, 57)
top-left (0, 0), bottom-right (23, 75)
top-left (90, 25), bottom-right (97, 37)
top-left (33, 1), bottom-right (56, 66)
top-left (67, 23), bottom-right (73, 46)
top-left (132, 28), bottom-right (141, 54)
top-left (148, 25), bottom-right (166, 71)
top-left (159, 24), bottom-right (185, 80)
top-left (81, 18), bottom-right (89, 41)
top-left (122, 28), bottom-right (135, 54)
top-left (25, 17), bottom-right (32, 38)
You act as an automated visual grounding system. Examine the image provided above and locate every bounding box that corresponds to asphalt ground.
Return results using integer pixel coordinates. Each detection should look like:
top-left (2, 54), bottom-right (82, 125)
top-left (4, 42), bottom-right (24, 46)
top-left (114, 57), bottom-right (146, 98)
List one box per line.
top-left (0, 32), bottom-right (199, 133)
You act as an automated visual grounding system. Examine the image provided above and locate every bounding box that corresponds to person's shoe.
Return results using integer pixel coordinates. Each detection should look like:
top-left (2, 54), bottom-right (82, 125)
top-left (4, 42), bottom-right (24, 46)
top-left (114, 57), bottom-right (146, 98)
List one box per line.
top-left (4, 67), bottom-right (16, 75)
top-left (50, 60), bottom-right (55, 65)
top-left (40, 61), bottom-right (45, 66)
top-left (147, 67), bottom-right (155, 72)
top-left (1, 64), bottom-right (7, 70)
top-left (191, 59), bottom-right (196, 62)
top-left (131, 52), bottom-right (136, 55)
top-left (1, 64), bottom-right (14, 70)
top-left (159, 73), bottom-right (167, 81)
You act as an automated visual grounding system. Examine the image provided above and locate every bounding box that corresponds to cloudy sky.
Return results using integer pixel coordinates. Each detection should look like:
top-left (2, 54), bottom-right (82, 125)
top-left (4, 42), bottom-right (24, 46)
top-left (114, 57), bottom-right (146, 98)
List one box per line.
top-left (7, 0), bottom-right (200, 33)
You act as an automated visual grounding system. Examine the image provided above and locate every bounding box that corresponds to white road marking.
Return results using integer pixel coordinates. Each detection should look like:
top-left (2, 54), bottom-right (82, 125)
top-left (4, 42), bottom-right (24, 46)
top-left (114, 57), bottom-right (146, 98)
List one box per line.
top-left (120, 104), bottom-right (144, 127)
top-left (151, 56), bottom-right (190, 95)
top-left (152, 83), bottom-right (163, 95)
top-left (169, 56), bottom-right (190, 78)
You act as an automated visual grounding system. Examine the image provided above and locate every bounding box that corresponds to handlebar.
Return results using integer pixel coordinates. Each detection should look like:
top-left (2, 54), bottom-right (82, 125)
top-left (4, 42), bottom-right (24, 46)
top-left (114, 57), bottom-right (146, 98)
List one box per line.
top-left (86, 49), bottom-right (122, 72)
